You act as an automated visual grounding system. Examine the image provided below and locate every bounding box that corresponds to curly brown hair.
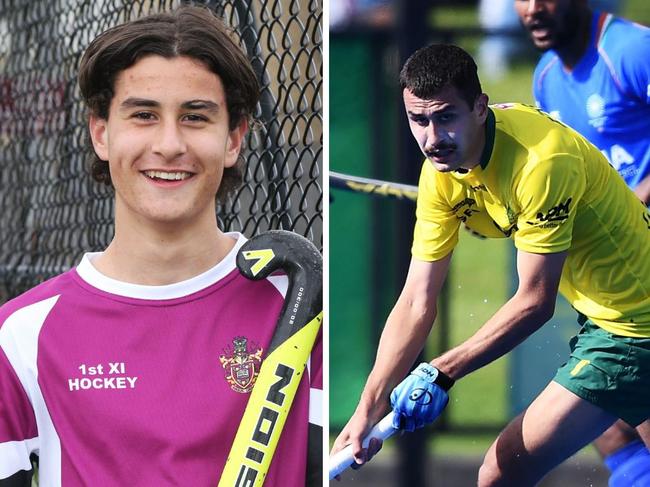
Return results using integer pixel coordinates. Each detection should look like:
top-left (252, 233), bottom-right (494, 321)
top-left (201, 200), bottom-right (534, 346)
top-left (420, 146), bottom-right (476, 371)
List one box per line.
top-left (78, 5), bottom-right (260, 201)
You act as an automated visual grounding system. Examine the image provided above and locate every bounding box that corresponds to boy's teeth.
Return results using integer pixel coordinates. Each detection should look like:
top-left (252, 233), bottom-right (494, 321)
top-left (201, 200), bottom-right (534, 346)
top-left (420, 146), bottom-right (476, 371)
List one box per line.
top-left (144, 171), bottom-right (191, 180)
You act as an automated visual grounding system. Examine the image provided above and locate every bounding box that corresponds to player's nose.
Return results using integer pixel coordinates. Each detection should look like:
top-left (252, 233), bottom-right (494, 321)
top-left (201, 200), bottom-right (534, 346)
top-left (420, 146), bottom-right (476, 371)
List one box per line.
top-left (151, 120), bottom-right (187, 159)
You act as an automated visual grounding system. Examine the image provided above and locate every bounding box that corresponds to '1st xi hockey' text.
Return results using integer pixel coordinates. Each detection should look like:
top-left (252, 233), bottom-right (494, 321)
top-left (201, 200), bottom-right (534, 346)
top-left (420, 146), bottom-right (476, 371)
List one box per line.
top-left (68, 362), bottom-right (138, 391)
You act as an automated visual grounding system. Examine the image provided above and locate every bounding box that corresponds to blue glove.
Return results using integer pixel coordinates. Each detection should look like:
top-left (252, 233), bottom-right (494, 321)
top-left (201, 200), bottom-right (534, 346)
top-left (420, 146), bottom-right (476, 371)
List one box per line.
top-left (390, 362), bottom-right (454, 432)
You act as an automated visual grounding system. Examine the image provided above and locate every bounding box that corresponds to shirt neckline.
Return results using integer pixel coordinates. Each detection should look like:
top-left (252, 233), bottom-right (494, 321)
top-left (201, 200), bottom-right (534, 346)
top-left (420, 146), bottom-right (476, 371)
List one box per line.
top-left (74, 232), bottom-right (245, 300)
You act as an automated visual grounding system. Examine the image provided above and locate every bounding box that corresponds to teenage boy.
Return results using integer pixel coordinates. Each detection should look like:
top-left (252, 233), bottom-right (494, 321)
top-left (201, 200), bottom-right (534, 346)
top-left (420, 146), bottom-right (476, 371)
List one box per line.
top-left (0, 6), bottom-right (322, 486)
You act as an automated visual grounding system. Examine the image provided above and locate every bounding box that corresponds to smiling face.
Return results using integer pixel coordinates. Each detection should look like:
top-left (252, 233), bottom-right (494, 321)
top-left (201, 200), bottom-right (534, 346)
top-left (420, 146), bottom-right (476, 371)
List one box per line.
top-left (89, 55), bottom-right (246, 229)
top-left (403, 84), bottom-right (488, 173)
top-left (515, 0), bottom-right (584, 51)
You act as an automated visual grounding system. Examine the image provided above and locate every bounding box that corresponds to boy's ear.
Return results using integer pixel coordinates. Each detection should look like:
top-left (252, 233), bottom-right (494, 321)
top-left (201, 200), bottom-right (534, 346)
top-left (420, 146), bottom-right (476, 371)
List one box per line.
top-left (225, 119), bottom-right (248, 168)
top-left (88, 115), bottom-right (109, 161)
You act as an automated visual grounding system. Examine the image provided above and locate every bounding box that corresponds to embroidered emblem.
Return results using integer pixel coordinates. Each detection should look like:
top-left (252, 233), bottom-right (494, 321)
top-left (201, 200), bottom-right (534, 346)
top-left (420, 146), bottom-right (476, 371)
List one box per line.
top-left (219, 337), bottom-right (264, 393)
top-left (586, 94), bottom-right (604, 119)
top-left (586, 94), bottom-right (606, 130)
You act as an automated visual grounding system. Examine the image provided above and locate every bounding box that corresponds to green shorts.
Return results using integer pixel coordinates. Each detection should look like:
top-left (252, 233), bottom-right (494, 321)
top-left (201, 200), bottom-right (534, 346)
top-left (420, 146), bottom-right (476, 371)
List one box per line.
top-left (554, 319), bottom-right (650, 426)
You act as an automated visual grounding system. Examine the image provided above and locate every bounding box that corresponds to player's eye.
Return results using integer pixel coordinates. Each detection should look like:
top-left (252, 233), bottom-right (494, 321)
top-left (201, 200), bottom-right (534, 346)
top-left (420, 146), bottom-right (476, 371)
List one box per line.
top-left (182, 113), bottom-right (209, 123)
top-left (132, 111), bottom-right (155, 121)
top-left (410, 116), bottom-right (428, 127)
top-left (437, 113), bottom-right (455, 124)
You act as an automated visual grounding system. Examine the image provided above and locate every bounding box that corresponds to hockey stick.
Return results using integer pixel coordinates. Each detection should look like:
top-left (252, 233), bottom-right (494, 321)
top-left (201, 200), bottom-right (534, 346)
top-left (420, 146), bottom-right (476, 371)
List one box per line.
top-left (328, 412), bottom-right (398, 480)
top-left (330, 171), bottom-right (418, 202)
top-left (331, 170), bottom-right (487, 239)
top-left (219, 230), bottom-right (323, 487)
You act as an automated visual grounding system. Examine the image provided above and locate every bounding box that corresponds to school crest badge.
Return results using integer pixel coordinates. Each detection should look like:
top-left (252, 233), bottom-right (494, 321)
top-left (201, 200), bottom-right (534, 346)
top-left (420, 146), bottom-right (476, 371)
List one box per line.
top-left (219, 336), bottom-right (263, 393)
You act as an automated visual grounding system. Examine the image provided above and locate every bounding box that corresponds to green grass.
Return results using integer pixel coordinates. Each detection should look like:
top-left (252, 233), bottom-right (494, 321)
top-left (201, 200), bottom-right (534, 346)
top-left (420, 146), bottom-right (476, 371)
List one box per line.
top-left (445, 232), bottom-right (511, 428)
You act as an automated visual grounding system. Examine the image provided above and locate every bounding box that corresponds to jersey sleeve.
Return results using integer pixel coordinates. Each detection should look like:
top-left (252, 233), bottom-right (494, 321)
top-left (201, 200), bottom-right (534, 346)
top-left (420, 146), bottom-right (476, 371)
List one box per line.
top-left (532, 53), bottom-right (556, 112)
top-left (604, 20), bottom-right (650, 104)
top-left (513, 154), bottom-right (586, 254)
top-left (411, 161), bottom-right (460, 261)
top-left (0, 346), bottom-right (38, 479)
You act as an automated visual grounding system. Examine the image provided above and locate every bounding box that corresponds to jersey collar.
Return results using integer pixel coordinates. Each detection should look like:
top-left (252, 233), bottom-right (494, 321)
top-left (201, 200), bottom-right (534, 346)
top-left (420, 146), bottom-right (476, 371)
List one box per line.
top-left (479, 108), bottom-right (496, 170)
top-left (75, 232), bottom-right (245, 300)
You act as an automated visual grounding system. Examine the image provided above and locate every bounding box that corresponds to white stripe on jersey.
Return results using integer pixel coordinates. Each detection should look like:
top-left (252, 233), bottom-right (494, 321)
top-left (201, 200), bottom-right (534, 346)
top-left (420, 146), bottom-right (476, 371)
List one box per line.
top-left (0, 438), bottom-right (39, 478)
top-left (266, 274), bottom-right (289, 298)
top-left (309, 388), bottom-right (323, 427)
top-left (0, 295), bottom-right (62, 484)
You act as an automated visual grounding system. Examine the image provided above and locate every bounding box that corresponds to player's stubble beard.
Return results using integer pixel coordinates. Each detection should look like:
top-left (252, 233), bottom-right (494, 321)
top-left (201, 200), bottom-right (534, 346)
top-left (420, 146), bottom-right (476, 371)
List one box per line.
top-left (523, 1), bottom-right (583, 52)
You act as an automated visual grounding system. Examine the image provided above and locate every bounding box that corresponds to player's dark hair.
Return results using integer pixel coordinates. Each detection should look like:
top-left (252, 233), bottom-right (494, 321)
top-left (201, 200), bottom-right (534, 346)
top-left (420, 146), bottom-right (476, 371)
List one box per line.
top-left (399, 44), bottom-right (482, 109)
top-left (78, 5), bottom-right (260, 200)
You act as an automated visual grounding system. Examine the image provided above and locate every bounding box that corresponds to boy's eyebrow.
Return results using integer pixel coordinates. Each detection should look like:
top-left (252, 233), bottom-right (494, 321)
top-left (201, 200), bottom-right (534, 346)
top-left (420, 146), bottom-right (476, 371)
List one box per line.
top-left (119, 97), bottom-right (220, 113)
top-left (181, 100), bottom-right (220, 113)
top-left (119, 97), bottom-right (159, 110)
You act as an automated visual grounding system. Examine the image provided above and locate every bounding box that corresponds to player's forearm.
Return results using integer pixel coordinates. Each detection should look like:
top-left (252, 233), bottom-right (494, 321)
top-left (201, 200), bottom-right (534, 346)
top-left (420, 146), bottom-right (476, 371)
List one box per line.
top-left (633, 174), bottom-right (650, 206)
top-left (358, 297), bottom-right (437, 419)
top-left (432, 292), bottom-right (554, 380)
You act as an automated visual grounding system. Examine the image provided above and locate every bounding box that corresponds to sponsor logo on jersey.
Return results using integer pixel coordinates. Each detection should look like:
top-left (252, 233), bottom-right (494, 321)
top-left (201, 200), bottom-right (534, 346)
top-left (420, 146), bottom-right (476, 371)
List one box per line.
top-left (490, 206), bottom-right (519, 237)
top-left (452, 197), bottom-right (479, 222)
top-left (586, 93), bottom-right (606, 131)
top-left (220, 337), bottom-right (264, 393)
top-left (526, 197), bottom-right (572, 228)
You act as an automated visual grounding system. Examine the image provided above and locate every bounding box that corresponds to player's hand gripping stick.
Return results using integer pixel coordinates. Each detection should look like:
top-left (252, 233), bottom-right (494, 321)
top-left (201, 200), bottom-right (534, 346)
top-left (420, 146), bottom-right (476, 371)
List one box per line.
top-left (219, 230), bottom-right (323, 487)
top-left (329, 363), bottom-right (454, 480)
top-left (328, 412), bottom-right (398, 480)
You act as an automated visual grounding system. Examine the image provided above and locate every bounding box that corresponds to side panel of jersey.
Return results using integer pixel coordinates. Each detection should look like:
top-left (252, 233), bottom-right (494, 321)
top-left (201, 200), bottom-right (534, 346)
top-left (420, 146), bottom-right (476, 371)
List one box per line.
top-left (533, 13), bottom-right (650, 189)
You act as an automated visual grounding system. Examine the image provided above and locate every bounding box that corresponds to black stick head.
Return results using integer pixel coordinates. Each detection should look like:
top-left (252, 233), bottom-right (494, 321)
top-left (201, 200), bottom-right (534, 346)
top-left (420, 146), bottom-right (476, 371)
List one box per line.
top-left (236, 230), bottom-right (322, 283)
top-left (237, 230), bottom-right (322, 352)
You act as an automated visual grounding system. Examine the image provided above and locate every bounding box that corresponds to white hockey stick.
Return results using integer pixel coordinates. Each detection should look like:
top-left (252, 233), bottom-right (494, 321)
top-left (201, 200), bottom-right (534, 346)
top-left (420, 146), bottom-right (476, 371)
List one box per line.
top-left (328, 412), bottom-right (398, 480)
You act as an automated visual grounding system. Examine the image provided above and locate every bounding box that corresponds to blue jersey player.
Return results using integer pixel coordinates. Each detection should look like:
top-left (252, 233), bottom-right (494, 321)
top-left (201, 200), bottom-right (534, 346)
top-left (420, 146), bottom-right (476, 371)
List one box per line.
top-left (518, 0), bottom-right (650, 206)
top-left (516, 1), bottom-right (650, 485)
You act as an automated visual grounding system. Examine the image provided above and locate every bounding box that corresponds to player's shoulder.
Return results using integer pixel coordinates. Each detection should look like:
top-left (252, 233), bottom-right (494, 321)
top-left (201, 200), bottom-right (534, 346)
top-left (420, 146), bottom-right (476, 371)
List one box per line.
top-left (491, 103), bottom-right (583, 161)
top-left (533, 51), bottom-right (560, 87)
top-left (0, 270), bottom-right (76, 329)
top-left (490, 102), bottom-right (550, 127)
top-left (534, 51), bottom-right (560, 78)
top-left (599, 14), bottom-right (650, 60)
